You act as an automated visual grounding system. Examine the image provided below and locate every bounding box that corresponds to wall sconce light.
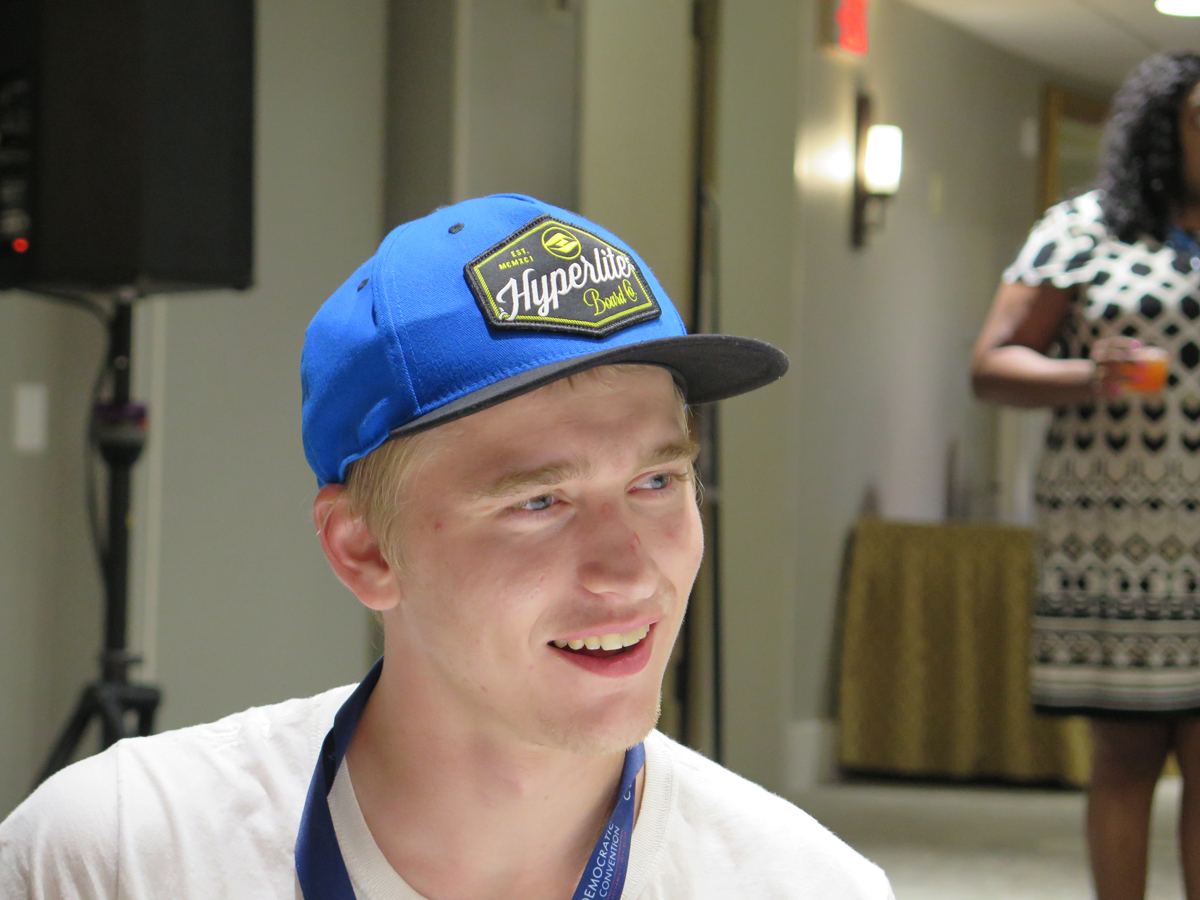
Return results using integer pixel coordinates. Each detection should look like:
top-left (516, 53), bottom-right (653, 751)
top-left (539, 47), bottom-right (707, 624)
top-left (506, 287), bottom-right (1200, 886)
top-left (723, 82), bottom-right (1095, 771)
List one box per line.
top-left (852, 92), bottom-right (903, 247)
top-left (1156, 0), bottom-right (1200, 16)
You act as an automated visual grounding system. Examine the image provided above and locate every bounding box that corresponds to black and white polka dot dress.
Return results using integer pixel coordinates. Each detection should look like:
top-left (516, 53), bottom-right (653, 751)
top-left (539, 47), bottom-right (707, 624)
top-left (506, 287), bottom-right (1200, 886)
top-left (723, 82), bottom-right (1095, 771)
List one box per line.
top-left (1006, 190), bottom-right (1200, 716)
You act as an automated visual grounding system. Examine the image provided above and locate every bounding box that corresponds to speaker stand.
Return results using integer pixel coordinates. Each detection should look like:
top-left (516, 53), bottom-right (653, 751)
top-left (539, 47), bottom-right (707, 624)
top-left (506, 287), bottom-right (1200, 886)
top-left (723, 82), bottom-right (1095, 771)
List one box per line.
top-left (35, 298), bottom-right (161, 788)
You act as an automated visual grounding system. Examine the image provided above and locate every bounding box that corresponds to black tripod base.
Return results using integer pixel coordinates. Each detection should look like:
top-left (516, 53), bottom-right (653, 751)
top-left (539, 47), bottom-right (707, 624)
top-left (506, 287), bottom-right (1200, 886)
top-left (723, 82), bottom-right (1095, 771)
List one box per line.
top-left (35, 681), bottom-right (161, 788)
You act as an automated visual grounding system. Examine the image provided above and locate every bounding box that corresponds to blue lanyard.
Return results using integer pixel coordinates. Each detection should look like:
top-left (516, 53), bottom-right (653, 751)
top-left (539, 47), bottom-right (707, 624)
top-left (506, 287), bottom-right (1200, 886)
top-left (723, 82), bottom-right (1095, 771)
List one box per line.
top-left (1168, 225), bottom-right (1200, 271)
top-left (295, 659), bottom-right (645, 900)
top-left (569, 741), bottom-right (643, 900)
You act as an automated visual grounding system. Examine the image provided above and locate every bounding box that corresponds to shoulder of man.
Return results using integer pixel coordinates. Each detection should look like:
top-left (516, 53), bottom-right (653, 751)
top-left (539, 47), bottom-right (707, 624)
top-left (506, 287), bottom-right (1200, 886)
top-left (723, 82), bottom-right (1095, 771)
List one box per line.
top-left (645, 732), bottom-right (892, 899)
top-left (0, 747), bottom-right (119, 900)
top-left (0, 683), bottom-right (355, 900)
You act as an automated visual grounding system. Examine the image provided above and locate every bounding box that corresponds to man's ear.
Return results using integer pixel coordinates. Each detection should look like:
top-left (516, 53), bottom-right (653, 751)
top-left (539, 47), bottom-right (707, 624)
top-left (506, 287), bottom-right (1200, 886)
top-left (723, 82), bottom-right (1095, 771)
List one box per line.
top-left (314, 484), bottom-right (400, 612)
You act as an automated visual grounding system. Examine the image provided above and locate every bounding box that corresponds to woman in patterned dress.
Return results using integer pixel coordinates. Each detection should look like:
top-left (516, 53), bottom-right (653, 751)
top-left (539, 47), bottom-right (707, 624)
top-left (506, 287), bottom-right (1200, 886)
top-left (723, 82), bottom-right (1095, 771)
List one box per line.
top-left (974, 53), bottom-right (1200, 900)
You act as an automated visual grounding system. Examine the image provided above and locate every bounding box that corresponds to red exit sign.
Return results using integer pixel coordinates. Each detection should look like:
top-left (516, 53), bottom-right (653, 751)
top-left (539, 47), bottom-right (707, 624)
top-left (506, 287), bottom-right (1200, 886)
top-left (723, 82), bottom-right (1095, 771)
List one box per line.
top-left (822, 0), bottom-right (868, 56)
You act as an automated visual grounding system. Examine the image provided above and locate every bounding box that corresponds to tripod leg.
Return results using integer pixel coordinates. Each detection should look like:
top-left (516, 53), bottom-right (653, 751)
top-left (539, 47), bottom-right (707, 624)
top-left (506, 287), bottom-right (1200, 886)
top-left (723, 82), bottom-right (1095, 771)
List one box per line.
top-left (35, 688), bottom-right (100, 787)
top-left (134, 691), bottom-right (161, 737)
top-left (94, 684), bottom-right (129, 748)
top-left (34, 682), bottom-right (163, 793)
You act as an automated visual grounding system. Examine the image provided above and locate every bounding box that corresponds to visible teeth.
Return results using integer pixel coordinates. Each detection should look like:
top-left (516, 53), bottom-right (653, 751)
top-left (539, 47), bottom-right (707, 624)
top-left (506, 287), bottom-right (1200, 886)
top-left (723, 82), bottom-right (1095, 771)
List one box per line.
top-left (558, 625), bottom-right (652, 652)
top-left (621, 627), bottom-right (646, 646)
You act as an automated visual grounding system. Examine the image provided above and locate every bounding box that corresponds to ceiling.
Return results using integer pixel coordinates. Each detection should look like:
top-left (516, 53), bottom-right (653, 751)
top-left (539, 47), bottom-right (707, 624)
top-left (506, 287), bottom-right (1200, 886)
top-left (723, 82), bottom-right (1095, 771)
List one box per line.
top-left (899, 0), bottom-right (1200, 92)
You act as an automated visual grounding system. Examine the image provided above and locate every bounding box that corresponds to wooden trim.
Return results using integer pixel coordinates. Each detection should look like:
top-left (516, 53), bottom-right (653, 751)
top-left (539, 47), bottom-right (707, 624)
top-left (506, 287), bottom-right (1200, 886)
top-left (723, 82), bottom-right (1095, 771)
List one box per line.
top-left (852, 92), bottom-right (872, 248)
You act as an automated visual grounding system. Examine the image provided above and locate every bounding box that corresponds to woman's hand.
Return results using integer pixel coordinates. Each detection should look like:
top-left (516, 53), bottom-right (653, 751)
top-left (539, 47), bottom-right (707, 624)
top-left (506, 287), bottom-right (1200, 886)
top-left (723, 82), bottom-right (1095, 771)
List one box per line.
top-left (1089, 337), bottom-right (1144, 397)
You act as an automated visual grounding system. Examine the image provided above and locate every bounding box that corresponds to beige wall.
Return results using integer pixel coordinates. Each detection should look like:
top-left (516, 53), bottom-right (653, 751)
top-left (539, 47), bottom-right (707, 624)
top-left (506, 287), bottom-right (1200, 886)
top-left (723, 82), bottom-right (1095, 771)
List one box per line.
top-left (384, 0), bottom-right (456, 229)
top-left (712, 0), bottom-right (807, 795)
top-left (455, 0), bottom-right (580, 207)
top-left (715, 0), bottom-right (1048, 792)
top-left (579, 0), bottom-right (695, 306)
top-left (0, 300), bottom-right (103, 816)
top-left (0, 0), bottom-right (388, 818)
top-left (386, 0), bottom-right (581, 223)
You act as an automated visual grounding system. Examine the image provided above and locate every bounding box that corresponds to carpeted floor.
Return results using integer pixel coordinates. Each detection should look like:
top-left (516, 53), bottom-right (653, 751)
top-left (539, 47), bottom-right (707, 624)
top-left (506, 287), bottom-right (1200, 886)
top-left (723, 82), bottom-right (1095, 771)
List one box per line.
top-left (791, 776), bottom-right (1184, 899)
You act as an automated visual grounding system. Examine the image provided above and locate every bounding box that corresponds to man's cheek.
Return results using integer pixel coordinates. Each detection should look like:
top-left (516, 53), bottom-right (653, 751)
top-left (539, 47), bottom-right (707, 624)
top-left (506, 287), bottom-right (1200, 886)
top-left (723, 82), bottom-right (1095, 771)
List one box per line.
top-left (471, 539), bottom-right (560, 594)
top-left (660, 514), bottom-right (704, 574)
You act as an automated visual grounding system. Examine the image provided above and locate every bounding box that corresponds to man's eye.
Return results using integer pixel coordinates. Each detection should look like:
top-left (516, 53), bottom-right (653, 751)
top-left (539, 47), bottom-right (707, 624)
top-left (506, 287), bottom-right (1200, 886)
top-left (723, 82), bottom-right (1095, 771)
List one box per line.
top-left (520, 494), bottom-right (555, 512)
top-left (641, 473), bottom-right (674, 490)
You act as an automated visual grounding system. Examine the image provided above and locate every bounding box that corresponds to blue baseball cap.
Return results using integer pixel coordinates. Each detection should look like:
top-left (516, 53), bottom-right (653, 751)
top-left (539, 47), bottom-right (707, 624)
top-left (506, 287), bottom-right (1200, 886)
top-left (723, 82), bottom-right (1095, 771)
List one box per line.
top-left (302, 194), bottom-right (787, 486)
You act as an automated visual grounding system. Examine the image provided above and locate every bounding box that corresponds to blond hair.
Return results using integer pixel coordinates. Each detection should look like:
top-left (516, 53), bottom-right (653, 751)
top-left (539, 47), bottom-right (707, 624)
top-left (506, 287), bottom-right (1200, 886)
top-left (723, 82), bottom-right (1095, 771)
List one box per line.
top-left (344, 364), bottom-right (693, 572)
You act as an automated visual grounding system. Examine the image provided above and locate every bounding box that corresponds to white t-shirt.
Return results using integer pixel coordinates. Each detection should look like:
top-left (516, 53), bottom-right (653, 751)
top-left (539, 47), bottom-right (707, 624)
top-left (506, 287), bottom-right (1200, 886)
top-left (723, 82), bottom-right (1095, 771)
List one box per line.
top-left (0, 685), bottom-right (894, 900)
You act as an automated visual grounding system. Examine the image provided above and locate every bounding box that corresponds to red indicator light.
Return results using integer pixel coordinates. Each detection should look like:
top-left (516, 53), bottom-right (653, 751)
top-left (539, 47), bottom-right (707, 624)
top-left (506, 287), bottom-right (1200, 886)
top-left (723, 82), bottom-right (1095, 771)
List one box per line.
top-left (836, 0), bottom-right (868, 56)
top-left (12, 238), bottom-right (29, 253)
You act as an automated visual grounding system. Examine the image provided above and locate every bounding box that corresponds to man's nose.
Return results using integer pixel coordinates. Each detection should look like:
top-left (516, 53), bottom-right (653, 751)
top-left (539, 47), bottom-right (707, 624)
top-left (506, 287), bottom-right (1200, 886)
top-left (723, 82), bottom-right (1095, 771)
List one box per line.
top-left (574, 500), bottom-right (660, 601)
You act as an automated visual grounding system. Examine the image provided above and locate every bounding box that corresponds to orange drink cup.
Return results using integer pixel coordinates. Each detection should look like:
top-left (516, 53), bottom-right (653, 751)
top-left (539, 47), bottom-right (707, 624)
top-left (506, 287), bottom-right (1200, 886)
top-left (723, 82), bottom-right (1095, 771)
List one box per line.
top-left (1121, 347), bottom-right (1170, 394)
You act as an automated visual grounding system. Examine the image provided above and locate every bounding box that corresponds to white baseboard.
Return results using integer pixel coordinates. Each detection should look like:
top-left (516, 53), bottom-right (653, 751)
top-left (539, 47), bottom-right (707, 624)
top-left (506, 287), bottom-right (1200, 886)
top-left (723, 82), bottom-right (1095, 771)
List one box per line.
top-left (784, 719), bottom-right (837, 793)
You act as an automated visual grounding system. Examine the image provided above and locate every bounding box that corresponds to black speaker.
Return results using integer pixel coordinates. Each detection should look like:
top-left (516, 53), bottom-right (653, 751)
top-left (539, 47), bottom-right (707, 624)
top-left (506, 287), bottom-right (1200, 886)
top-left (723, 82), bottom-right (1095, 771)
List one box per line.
top-left (0, 0), bottom-right (254, 292)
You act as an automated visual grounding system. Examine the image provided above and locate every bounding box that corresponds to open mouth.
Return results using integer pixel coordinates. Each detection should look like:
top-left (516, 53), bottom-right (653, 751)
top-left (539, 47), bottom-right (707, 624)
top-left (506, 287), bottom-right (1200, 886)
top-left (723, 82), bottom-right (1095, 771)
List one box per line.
top-left (549, 624), bottom-right (651, 659)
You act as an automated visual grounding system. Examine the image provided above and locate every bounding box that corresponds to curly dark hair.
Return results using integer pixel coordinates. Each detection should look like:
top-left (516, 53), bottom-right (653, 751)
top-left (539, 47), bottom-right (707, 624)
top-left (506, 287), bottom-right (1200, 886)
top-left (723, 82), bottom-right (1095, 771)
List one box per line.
top-left (1097, 51), bottom-right (1200, 243)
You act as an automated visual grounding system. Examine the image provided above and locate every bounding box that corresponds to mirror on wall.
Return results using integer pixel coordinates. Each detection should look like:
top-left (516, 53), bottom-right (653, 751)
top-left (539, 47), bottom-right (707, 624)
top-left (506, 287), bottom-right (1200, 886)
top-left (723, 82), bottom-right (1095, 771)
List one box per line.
top-left (1038, 85), bottom-right (1109, 211)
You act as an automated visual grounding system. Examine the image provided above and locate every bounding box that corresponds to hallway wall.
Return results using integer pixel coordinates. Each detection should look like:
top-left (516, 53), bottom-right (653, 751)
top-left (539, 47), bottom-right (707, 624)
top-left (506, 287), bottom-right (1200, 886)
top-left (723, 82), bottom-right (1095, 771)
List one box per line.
top-left (385, 0), bottom-right (581, 228)
top-left (0, 300), bottom-right (103, 817)
top-left (715, 0), bottom-right (1051, 791)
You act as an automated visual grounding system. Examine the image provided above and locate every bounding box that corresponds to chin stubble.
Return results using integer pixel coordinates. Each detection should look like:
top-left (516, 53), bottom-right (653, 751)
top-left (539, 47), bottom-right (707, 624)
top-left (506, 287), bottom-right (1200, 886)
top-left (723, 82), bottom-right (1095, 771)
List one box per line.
top-left (535, 688), bottom-right (663, 757)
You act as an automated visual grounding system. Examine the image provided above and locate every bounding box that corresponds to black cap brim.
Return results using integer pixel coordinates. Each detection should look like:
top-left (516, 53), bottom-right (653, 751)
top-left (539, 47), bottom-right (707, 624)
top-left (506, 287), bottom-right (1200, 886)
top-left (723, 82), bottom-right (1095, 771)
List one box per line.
top-left (390, 334), bottom-right (788, 439)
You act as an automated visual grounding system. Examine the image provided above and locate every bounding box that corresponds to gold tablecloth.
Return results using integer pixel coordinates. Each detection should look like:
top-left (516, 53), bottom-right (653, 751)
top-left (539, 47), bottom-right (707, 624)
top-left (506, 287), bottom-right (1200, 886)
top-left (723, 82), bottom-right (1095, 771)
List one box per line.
top-left (837, 517), bottom-right (1090, 785)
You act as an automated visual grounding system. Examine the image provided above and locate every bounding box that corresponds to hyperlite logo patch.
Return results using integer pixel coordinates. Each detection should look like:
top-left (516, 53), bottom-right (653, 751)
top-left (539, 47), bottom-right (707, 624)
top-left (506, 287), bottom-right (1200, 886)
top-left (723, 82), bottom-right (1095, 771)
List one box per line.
top-left (465, 216), bottom-right (662, 338)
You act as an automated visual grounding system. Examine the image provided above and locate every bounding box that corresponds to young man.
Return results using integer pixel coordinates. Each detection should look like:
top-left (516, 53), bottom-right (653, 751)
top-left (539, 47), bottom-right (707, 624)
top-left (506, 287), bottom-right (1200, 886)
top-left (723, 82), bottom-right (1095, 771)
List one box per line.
top-left (0, 195), bottom-right (893, 899)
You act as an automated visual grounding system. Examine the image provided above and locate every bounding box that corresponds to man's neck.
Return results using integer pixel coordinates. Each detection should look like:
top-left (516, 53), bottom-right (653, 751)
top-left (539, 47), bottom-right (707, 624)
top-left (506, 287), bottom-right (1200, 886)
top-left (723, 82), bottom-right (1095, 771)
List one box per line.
top-left (344, 655), bottom-right (642, 900)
